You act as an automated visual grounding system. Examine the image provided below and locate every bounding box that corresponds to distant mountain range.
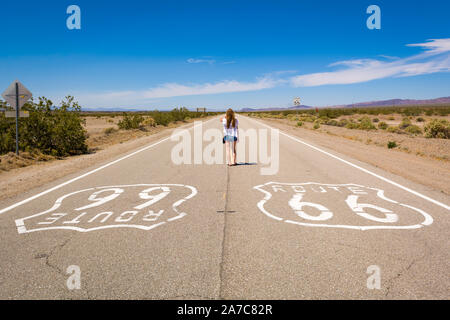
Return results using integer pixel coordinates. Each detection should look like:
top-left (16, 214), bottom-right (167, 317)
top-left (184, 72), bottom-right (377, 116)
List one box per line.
top-left (330, 96), bottom-right (450, 109)
top-left (239, 96), bottom-right (450, 112)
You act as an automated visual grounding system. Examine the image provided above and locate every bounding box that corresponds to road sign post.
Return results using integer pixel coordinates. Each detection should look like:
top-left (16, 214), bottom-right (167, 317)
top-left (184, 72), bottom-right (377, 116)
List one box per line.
top-left (2, 80), bottom-right (32, 155)
top-left (15, 82), bottom-right (19, 155)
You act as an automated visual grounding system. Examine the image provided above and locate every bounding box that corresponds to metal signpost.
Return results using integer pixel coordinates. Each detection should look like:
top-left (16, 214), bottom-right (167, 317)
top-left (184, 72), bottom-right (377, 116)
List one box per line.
top-left (1, 80), bottom-right (32, 155)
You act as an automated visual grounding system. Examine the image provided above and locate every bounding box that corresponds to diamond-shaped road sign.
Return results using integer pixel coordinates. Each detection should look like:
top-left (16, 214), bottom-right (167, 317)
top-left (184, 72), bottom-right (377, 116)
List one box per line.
top-left (2, 80), bottom-right (32, 109)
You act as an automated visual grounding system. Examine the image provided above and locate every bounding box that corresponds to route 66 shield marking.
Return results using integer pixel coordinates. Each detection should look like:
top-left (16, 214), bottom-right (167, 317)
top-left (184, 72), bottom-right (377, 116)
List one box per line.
top-left (15, 184), bottom-right (197, 234)
top-left (254, 182), bottom-right (433, 230)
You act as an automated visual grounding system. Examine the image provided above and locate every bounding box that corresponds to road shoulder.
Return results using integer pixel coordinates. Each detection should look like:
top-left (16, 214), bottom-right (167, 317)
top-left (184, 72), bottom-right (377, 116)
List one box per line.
top-left (0, 118), bottom-right (214, 201)
top-left (254, 117), bottom-right (450, 195)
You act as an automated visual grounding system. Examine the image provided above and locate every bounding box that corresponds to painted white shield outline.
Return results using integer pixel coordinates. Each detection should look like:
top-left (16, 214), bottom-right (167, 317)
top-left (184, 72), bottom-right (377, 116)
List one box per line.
top-left (254, 182), bottom-right (433, 230)
top-left (15, 184), bottom-right (197, 234)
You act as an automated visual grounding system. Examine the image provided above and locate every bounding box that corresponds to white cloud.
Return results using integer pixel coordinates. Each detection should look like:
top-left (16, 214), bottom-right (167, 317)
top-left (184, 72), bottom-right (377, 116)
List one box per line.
top-left (78, 39), bottom-right (450, 107)
top-left (187, 58), bottom-right (215, 64)
top-left (140, 78), bottom-right (278, 98)
top-left (291, 39), bottom-right (450, 87)
top-left (407, 38), bottom-right (450, 54)
top-left (80, 77), bottom-right (280, 106)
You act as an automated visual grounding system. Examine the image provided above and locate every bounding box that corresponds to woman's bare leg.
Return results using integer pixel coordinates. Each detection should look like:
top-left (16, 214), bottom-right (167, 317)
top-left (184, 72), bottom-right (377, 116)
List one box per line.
top-left (225, 141), bottom-right (231, 165)
top-left (232, 141), bottom-right (237, 165)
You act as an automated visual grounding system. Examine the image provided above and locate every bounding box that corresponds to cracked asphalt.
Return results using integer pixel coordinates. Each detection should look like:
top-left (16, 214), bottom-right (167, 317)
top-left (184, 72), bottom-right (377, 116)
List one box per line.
top-left (0, 116), bottom-right (449, 299)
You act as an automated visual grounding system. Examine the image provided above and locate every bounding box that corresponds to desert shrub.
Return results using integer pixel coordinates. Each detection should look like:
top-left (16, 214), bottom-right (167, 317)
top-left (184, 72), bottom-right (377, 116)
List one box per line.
top-left (345, 121), bottom-right (359, 129)
top-left (143, 117), bottom-right (156, 127)
top-left (170, 107), bottom-right (191, 122)
top-left (416, 117), bottom-right (425, 122)
top-left (388, 116), bottom-right (395, 120)
top-left (425, 110), bottom-right (434, 116)
top-left (313, 121), bottom-right (320, 129)
top-left (103, 127), bottom-right (117, 135)
top-left (378, 122), bottom-right (388, 130)
top-left (372, 118), bottom-right (380, 123)
top-left (387, 126), bottom-right (403, 134)
top-left (424, 119), bottom-right (450, 139)
top-left (399, 117), bottom-right (412, 129)
top-left (304, 116), bottom-right (316, 123)
top-left (150, 111), bottom-right (173, 126)
top-left (318, 116), bottom-right (330, 123)
top-left (387, 141), bottom-right (397, 149)
top-left (405, 125), bottom-right (422, 135)
top-left (326, 119), bottom-right (339, 126)
top-left (0, 96), bottom-right (88, 156)
top-left (337, 119), bottom-right (349, 127)
top-left (359, 117), bottom-right (377, 130)
top-left (297, 121), bottom-right (303, 127)
top-left (118, 113), bottom-right (144, 130)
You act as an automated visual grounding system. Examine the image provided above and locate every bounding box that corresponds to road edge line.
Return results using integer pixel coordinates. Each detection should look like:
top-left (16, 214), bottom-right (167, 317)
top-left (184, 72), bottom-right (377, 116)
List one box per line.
top-left (0, 117), bottom-right (218, 215)
top-left (245, 116), bottom-right (450, 211)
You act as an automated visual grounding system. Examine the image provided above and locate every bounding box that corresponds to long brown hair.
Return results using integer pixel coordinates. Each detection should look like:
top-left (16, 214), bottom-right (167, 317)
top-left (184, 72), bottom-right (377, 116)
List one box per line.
top-left (226, 108), bottom-right (236, 128)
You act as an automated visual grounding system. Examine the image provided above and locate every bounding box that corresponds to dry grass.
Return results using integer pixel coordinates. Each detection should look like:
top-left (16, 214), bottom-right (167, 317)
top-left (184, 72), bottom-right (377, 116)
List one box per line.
top-left (272, 114), bottom-right (450, 162)
top-left (0, 151), bottom-right (54, 172)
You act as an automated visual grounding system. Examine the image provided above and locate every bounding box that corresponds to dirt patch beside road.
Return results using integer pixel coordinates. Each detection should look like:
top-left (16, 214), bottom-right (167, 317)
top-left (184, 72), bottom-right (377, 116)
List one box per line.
top-left (0, 117), bottom-right (213, 201)
top-left (255, 117), bottom-right (450, 195)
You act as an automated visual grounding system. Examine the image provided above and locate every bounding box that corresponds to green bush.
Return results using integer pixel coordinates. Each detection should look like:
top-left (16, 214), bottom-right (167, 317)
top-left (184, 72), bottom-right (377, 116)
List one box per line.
top-left (118, 113), bottom-right (144, 130)
top-left (372, 118), bottom-right (380, 123)
top-left (313, 121), bottom-right (320, 129)
top-left (424, 119), bottom-right (450, 139)
top-left (416, 117), bottom-right (425, 122)
top-left (387, 141), bottom-right (397, 149)
top-left (150, 111), bottom-right (173, 126)
top-left (0, 96), bottom-right (88, 156)
top-left (378, 122), bottom-right (388, 130)
top-left (297, 121), bottom-right (303, 127)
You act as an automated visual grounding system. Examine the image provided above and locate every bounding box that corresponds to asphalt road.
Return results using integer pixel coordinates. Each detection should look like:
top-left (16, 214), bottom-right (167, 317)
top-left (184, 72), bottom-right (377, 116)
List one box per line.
top-left (0, 115), bottom-right (448, 299)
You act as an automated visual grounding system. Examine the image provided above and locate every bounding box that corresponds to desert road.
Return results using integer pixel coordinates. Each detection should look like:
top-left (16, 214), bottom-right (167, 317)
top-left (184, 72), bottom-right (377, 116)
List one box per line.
top-left (0, 115), bottom-right (448, 299)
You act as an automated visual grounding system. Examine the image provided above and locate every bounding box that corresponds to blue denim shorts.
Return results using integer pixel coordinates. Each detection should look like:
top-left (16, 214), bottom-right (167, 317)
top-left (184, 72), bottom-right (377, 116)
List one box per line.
top-left (224, 135), bottom-right (237, 142)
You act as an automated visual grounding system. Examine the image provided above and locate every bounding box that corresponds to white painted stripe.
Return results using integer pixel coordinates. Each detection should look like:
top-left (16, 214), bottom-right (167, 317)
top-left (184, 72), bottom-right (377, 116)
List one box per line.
top-left (0, 118), bottom-right (218, 215)
top-left (246, 116), bottom-right (450, 211)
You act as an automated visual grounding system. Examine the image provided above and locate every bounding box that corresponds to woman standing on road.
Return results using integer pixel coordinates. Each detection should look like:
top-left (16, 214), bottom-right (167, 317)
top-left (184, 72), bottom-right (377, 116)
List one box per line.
top-left (222, 108), bottom-right (239, 166)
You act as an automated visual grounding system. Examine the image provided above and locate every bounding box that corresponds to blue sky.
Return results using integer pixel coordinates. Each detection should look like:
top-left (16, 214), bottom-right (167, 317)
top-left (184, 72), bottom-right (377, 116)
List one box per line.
top-left (1, 0), bottom-right (449, 110)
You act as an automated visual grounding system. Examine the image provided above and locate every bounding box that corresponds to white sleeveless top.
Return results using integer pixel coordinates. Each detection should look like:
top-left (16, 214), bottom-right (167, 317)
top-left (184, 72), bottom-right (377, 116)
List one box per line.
top-left (222, 117), bottom-right (239, 138)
